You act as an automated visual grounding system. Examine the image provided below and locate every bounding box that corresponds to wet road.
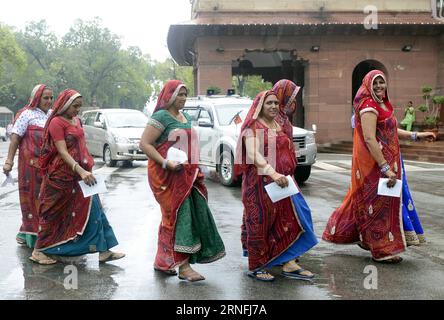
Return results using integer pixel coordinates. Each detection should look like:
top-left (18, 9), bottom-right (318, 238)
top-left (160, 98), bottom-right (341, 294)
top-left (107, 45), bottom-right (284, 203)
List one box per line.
top-left (1, 140), bottom-right (444, 300)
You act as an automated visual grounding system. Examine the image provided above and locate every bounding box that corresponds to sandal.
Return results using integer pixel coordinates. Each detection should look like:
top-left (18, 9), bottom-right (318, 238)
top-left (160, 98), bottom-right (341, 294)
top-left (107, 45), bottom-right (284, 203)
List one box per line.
top-left (29, 251), bottom-right (57, 265)
top-left (154, 267), bottom-right (177, 276)
top-left (16, 237), bottom-right (27, 246)
top-left (178, 267), bottom-right (205, 282)
top-left (247, 270), bottom-right (275, 282)
top-left (282, 268), bottom-right (314, 281)
top-left (372, 256), bottom-right (403, 264)
top-left (99, 251), bottom-right (126, 263)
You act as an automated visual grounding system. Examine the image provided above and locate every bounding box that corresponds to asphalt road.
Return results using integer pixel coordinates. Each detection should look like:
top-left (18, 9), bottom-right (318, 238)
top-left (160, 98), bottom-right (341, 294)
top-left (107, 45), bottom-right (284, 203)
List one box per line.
top-left (1, 140), bottom-right (444, 300)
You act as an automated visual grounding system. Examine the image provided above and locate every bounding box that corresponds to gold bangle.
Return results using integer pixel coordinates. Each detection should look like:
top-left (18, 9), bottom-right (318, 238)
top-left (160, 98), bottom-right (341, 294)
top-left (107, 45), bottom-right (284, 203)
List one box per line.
top-left (4, 160), bottom-right (13, 166)
top-left (72, 162), bottom-right (79, 172)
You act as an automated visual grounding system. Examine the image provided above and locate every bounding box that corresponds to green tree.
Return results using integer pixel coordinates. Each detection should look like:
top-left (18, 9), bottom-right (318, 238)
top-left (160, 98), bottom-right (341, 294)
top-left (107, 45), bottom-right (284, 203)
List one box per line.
top-left (0, 24), bottom-right (27, 110)
top-left (232, 75), bottom-right (272, 98)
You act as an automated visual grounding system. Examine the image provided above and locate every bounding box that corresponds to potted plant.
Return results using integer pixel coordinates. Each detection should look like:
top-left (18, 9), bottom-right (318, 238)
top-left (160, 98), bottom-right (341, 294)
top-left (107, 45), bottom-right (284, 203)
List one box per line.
top-left (416, 86), bottom-right (441, 140)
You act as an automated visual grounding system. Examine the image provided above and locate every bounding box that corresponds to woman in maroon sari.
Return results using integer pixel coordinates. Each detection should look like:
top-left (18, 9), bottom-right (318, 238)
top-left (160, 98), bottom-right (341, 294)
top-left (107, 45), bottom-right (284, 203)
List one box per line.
top-left (322, 70), bottom-right (435, 263)
top-left (31, 89), bottom-right (125, 265)
top-left (273, 79), bottom-right (301, 140)
top-left (236, 90), bottom-right (317, 282)
top-left (2, 84), bottom-right (53, 248)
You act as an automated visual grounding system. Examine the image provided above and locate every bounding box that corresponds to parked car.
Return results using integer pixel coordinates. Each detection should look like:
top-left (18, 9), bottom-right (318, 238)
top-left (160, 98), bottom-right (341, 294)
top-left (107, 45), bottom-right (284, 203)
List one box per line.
top-left (0, 127), bottom-right (6, 141)
top-left (183, 95), bottom-right (317, 186)
top-left (80, 109), bottom-right (148, 166)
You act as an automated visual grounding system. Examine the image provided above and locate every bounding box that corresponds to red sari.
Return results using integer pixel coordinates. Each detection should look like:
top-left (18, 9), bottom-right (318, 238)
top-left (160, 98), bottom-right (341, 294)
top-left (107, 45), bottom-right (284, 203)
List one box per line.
top-left (14, 84), bottom-right (49, 236)
top-left (236, 91), bottom-right (305, 271)
top-left (148, 80), bottom-right (223, 270)
top-left (36, 90), bottom-right (94, 250)
top-left (322, 70), bottom-right (406, 261)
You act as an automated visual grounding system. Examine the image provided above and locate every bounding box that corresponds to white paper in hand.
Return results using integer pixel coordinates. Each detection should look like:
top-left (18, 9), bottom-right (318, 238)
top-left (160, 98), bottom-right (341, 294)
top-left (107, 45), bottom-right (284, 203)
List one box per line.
top-left (166, 147), bottom-right (188, 164)
top-left (377, 178), bottom-right (402, 198)
top-left (78, 175), bottom-right (107, 198)
top-left (264, 175), bottom-right (300, 203)
top-left (1, 175), bottom-right (14, 187)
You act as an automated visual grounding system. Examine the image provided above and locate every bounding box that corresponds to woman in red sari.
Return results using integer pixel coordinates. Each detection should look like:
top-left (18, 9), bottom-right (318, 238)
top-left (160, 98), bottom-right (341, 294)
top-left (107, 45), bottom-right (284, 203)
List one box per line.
top-left (236, 90), bottom-right (317, 282)
top-left (272, 79), bottom-right (301, 140)
top-left (322, 70), bottom-right (435, 263)
top-left (140, 80), bottom-right (225, 282)
top-left (2, 84), bottom-right (53, 248)
top-left (31, 89), bottom-right (125, 265)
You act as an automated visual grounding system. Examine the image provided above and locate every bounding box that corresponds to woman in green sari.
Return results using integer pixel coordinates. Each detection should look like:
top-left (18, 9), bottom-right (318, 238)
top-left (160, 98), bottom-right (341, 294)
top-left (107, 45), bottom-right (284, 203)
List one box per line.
top-left (140, 80), bottom-right (225, 282)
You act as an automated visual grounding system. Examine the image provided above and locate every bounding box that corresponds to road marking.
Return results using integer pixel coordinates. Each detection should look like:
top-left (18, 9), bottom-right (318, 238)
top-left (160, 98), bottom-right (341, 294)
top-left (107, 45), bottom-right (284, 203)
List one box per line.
top-left (313, 162), bottom-right (348, 172)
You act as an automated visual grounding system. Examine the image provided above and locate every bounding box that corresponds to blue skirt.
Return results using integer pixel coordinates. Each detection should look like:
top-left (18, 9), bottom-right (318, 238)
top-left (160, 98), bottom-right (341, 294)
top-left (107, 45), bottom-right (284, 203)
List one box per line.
top-left (265, 193), bottom-right (318, 268)
top-left (42, 194), bottom-right (118, 256)
top-left (401, 156), bottom-right (426, 245)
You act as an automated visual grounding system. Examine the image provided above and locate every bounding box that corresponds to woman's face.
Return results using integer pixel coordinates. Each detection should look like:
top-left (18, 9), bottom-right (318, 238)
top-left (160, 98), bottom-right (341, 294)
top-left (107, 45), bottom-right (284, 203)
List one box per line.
top-left (260, 94), bottom-right (279, 120)
top-left (64, 97), bottom-right (83, 119)
top-left (372, 76), bottom-right (387, 99)
top-left (172, 87), bottom-right (187, 110)
top-left (39, 89), bottom-right (53, 111)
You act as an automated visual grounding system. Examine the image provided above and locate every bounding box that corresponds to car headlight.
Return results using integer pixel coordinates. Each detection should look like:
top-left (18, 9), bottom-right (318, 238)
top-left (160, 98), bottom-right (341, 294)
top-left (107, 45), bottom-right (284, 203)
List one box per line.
top-left (113, 134), bottom-right (130, 144)
top-left (306, 132), bottom-right (316, 145)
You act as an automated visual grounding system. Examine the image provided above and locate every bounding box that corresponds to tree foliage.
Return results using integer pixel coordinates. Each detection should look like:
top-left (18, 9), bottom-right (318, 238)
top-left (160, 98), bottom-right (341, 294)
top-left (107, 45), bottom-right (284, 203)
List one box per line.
top-left (0, 18), bottom-right (193, 114)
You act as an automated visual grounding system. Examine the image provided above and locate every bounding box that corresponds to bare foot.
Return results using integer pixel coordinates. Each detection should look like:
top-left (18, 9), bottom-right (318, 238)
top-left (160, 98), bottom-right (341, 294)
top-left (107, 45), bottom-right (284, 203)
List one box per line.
top-left (99, 251), bottom-right (126, 263)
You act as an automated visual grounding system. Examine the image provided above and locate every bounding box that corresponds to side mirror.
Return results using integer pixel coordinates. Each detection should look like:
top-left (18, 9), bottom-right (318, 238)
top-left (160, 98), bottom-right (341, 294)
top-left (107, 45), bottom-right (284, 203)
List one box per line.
top-left (198, 118), bottom-right (213, 128)
top-left (311, 124), bottom-right (317, 133)
top-left (94, 121), bottom-right (105, 129)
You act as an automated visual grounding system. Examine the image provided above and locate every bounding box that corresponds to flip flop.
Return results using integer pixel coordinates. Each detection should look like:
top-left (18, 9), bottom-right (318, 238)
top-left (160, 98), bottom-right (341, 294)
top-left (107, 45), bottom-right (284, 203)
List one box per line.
top-left (154, 267), bottom-right (177, 276)
top-left (16, 237), bottom-right (27, 246)
top-left (178, 270), bottom-right (205, 282)
top-left (372, 256), bottom-right (403, 264)
top-left (29, 252), bottom-right (58, 265)
top-left (282, 268), bottom-right (314, 281)
top-left (99, 251), bottom-right (126, 263)
top-left (247, 270), bottom-right (275, 282)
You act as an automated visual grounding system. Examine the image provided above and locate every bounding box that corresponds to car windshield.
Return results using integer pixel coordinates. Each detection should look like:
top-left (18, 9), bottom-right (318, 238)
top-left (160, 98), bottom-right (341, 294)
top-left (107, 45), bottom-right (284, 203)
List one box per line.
top-left (215, 104), bottom-right (252, 126)
top-left (106, 112), bottom-right (148, 128)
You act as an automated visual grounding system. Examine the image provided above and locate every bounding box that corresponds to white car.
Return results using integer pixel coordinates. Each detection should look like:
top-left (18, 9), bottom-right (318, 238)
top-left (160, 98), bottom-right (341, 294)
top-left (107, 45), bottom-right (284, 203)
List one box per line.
top-left (0, 127), bottom-right (6, 141)
top-left (81, 109), bottom-right (148, 166)
top-left (183, 95), bottom-right (317, 186)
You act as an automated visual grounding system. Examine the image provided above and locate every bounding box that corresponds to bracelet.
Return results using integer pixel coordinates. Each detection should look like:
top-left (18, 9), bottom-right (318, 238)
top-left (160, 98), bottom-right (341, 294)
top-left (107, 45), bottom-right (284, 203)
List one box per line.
top-left (72, 162), bottom-right (79, 172)
top-left (411, 131), bottom-right (418, 141)
top-left (263, 164), bottom-right (276, 176)
top-left (162, 159), bottom-right (168, 170)
top-left (379, 163), bottom-right (390, 175)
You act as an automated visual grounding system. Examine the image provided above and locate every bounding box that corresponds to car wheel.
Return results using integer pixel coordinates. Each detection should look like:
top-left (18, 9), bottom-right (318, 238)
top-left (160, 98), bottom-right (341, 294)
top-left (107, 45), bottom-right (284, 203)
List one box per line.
top-left (294, 165), bottom-right (311, 185)
top-left (103, 145), bottom-right (117, 167)
top-left (218, 150), bottom-right (239, 187)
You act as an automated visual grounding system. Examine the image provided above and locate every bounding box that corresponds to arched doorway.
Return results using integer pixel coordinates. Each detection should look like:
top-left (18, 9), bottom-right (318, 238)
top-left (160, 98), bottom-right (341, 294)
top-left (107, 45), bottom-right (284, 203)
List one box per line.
top-left (352, 60), bottom-right (388, 101)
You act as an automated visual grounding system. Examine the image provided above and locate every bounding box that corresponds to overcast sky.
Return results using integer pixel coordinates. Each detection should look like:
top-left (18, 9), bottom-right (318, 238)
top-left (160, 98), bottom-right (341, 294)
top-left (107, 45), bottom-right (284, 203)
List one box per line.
top-left (0, 0), bottom-right (192, 61)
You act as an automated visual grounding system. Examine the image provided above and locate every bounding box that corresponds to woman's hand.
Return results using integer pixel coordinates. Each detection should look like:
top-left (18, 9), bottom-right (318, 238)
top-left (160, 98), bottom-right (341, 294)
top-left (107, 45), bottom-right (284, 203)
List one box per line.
top-left (271, 173), bottom-right (289, 188)
top-left (79, 168), bottom-right (97, 186)
top-left (418, 132), bottom-right (436, 142)
top-left (166, 160), bottom-right (183, 172)
top-left (2, 162), bottom-right (13, 176)
top-left (384, 169), bottom-right (397, 188)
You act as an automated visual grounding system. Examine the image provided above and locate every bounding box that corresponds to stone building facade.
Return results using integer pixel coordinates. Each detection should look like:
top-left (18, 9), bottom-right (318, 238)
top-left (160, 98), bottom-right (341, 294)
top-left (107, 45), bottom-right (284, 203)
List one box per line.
top-left (168, 0), bottom-right (444, 143)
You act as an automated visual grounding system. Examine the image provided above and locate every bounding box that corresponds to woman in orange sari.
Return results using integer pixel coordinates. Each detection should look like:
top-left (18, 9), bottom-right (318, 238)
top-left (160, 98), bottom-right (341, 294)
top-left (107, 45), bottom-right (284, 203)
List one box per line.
top-left (2, 84), bottom-right (53, 248)
top-left (322, 70), bottom-right (435, 263)
top-left (140, 80), bottom-right (225, 282)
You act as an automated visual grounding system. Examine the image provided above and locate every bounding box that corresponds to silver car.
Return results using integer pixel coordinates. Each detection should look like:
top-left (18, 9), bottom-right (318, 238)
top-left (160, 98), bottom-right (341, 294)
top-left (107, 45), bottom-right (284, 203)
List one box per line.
top-left (81, 109), bottom-right (148, 166)
top-left (183, 95), bottom-right (317, 186)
